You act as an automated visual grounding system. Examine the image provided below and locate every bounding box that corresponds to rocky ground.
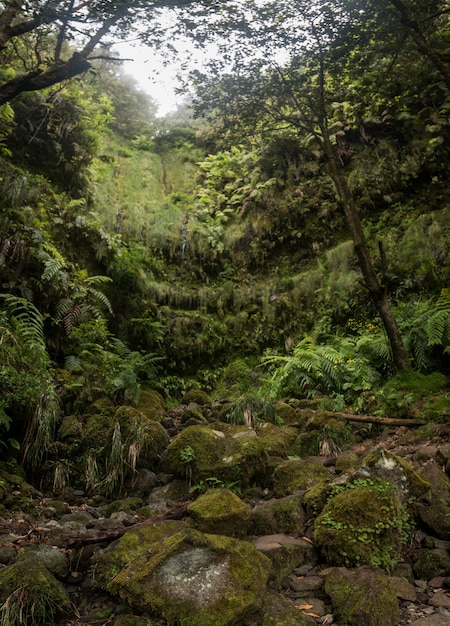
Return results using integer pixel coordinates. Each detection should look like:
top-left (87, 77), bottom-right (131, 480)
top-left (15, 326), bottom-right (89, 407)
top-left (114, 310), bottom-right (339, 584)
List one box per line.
top-left (2, 399), bottom-right (450, 625)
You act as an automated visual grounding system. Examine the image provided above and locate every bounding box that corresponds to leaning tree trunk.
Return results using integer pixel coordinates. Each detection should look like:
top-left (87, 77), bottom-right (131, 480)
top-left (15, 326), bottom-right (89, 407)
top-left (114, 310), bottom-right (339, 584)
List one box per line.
top-left (321, 131), bottom-right (411, 371)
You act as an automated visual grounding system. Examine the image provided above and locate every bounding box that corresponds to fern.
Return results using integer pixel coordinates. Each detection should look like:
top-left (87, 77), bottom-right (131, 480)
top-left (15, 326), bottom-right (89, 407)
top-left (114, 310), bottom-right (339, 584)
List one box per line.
top-left (1, 294), bottom-right (44, 343)
top-left (41, 257), bottom-right (64, 282)
top-left (425, 288), bottom-right (450, 346)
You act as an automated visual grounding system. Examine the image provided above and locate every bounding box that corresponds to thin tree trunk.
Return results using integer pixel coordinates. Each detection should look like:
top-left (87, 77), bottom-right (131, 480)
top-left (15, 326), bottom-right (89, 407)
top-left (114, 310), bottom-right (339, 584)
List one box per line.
top-left (321, 132), bottom-right (411, 370)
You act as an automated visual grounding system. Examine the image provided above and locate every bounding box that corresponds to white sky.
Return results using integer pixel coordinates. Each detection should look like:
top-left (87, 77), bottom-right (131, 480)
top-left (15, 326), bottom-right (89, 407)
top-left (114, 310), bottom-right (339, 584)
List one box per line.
top-left (118, 43), bottom-right (184, 115)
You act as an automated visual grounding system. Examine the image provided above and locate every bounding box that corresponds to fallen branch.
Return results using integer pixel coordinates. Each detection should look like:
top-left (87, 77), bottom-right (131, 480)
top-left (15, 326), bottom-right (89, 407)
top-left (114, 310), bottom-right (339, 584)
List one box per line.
top-left (64, 502), bottom-right (189, 548)
top-left (306, 409), bottom-right (426, 427)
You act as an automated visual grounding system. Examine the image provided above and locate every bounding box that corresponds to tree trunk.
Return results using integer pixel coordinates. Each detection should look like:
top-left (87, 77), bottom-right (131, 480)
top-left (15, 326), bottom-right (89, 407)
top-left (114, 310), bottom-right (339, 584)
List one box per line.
top-left (320, 132), bottom-right (411, 370)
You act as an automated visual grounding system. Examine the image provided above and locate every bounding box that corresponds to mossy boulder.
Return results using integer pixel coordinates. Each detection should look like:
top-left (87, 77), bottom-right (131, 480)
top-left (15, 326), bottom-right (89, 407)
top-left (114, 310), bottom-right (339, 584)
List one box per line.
top-left (257, 422), bottom-right (300, 458)
top-left (0, 559), bottom-right (70, 624)
top-left (135, 389), bottom-right (165, 422)
top-left (416, 503), bottom-right (450, 539)
top-left (165, 424), bottom-right (269, 488)
top-left (335, 451), bottom-right (359, 474)
top-left (413, 548), bottom-right (450, 580)
top-left (57, 415), bottom-right (84, 442)
top-left (84, 413), bottom-right (113, 449)
top-left (303, 482), bottom-right (333, 517)
top-left (251, 495), bottom-right (306, 535)
top-left (418, 461), bottom-right (450, 505)
top-left (113, 406), bottom-right (169, 466)
top-left (314, 479), bottom-right (411, 570)
top-left (272, 460), bottom-right (331, 497)
top-left (262, 590), bottom-right (307, 625)
top-left (94, 524), bottom-right (271, 626)
top-left (273, 402), bottom-right (298, 425)
top-left (180, 406), bottom-right (208, 425)
top-left (188, 488), bottom-right (251, 537)
top-left (165, 425), bottom-right (226, 483)
top-left (181, 389), bottom-right (212, 406)
top-left (324, 566), bottom-right (400, 626)
top-left (361, 448), bottom-right (431, 502)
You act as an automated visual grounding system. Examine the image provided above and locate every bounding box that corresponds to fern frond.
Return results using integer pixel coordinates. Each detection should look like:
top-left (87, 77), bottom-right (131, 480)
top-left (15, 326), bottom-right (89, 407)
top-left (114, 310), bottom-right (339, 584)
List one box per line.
top-left (426, 309), bottom-right (450, 346)
top-left (41, 257), bottom-right (64, 282)
top-left (64, 355), bottom-right (81, 371)
top-left (0, 294), bottom-right (44, 343)
top-left (63, 304), bottom-right (82, 335)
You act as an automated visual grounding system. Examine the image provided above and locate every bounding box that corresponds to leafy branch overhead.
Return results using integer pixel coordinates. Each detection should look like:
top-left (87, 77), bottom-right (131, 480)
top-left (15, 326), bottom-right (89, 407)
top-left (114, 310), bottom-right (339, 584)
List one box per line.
top-left (0, 0), bottom-right (230, 104)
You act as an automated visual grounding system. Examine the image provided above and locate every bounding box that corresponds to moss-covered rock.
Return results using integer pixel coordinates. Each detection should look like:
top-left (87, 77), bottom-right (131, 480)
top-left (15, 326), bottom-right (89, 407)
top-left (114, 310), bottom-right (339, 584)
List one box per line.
top-left (94, 524), bottom-right (271, 626)
top-left (113, 406), bottom-right (169, 466)
top-left (413, 548), bottom-right (450, 580)
top-left (165, 424), bottom-right (270, 488)
top-left (257, 422), bottom-right (300, 458)
top-left (262, 590), bottom-right (307, 625)
top-left (361, 448), bottom-right (431, 502)
top-left (416, 503), bottom-right (450, 539)
top-left (0, 559), bottom-right (70, 624)
top-left (314, 479), bottom-right (411, 571)
top-left (335, 451), bottom-right (359, 474)
top-left (57, 415), bottom-right (84, 442)
top-left (102, 497), bottom-right (144, 518)
top-left (251, 495), bottom-right (306, 535)
top-left (418, 461), bottom-right (450, 505)
top-left (272, 460), bottom-right (330, 497)
top-left (181, 389), bottom-right (212, 406)
top-left (303, 482), bottom-right (333, 517)
top-left (180, 406), bottom-right (208, 424)
top-left (188, 488), bottom-right (251, 537)
top-left (135, 389), bottom-right (165, 422)
top-left (273, 402), bottom-right (298, 425)
top-left (93, 521), bottom-right (187, 588)
top-left (165, 425), bottom-right (226, 483)
top-left (324, 566), bottom-right (399, 626)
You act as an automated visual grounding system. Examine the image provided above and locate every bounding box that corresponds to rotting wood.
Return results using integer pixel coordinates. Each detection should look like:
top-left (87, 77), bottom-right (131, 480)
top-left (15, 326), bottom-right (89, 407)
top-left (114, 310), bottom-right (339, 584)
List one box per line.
top-left (64, 502), bottom-right (188, 548)
top-left (305, 409), bottom-right (426, 427)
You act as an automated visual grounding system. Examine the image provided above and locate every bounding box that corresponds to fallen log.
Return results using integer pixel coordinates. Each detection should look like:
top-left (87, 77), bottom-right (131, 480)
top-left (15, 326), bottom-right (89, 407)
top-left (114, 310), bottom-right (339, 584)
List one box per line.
top-left (305, 409), bottom-right (426, 427)
top-left (64, 502), bottom-right (188, 548)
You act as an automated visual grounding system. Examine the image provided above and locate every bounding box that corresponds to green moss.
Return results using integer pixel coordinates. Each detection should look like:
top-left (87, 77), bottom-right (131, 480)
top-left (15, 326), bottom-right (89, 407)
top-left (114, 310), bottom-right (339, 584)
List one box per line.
top-left (251, 495), bottom-right (305, 535)
top-left (103, 497), bottom-right (144, 517)
top-left (335, 452), bottom-right (359, 474)
top-left (325, 567), bottom-right (399, 626)
top-left (188, 488), bottom-right (251, 537)
top-left (135, 389), bottom-right (166, 422)
top-left (421, 395), bottom-right (450, 422)
top-left (93, 521), bottom-right (186, 588)
top-left (273, 402), bottom-right (298, 425)
top-left (165, 425), bottom-right (226, 483)
top-left (98, 527), bottom-right (271, 626)
top-left (303, 481), bottom-right (333, 517)
top-left (361, 449), bottom-right (431, 501)
top-left (180, 407), bottom-right (207, 424)
top-left (262, 590), bottom-right (307, 625)
top-left (57, 415), bottom-right (84, 441)
top-left (257, 423), bottom-right (299, 458)
top-left (413, 548), bottom-right (450, 580)
top-left (314, 479), bottom-right (411, 571)
top-left (272, 460), bottom-right (330, 497)
top-left (0, 560), bottom-right (70, 624)
top-left (84, 413), bottom-right (112, 449)
top-left (181, 389), bottom-right (212, 405)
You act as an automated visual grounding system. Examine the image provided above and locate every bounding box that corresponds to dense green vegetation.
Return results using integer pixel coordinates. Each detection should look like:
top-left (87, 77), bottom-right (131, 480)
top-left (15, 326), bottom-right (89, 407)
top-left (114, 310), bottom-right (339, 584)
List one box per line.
top-left (0, 0), bottom-right (449, 478)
